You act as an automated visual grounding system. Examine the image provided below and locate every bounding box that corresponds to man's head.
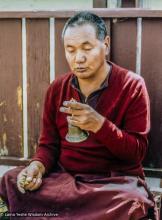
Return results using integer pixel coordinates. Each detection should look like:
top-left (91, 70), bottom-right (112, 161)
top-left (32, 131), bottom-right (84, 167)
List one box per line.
top-left (62, 11), bottom-right (107, 41)
top-left (62, 12), bottom-right (110, 80)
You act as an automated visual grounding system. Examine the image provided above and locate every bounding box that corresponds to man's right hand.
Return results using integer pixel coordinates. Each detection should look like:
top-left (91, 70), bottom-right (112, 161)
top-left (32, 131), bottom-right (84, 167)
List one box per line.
top-left (17, 161), bottom-right (45, 194)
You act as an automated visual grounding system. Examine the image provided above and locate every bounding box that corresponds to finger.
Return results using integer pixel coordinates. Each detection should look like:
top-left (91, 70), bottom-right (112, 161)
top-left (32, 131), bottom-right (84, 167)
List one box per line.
top-left (17, 176), bottom-right (26, 194)
top-left (63, 101), bottom-right (88, 110)
top-left (25, 170), bottom-right (42, 190)
top-left (67, 116), bottom-right (87, 127)
top-left (26, 171), bottom-right (42, 191)
top-left (60, 107), bottom-right (84, 116)
top-left (17, 169), bottom-right (28, 194)
top-left (24, 177), bottom-right (37, 190)
top-left (17, 182), bottom-right (26, 194)
top-left (17, 167), bottom-right (27, 178)
top-left (28, 178), bottom-right (42, 191)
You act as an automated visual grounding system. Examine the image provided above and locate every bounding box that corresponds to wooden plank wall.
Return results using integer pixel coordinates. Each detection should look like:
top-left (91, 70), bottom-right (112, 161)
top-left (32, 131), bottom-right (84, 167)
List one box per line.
top-left (141, 18), bottom-right (162, 169)
top-left (27, 18), bottom-right (50, 157)
top-left (0, 10), bottom-right (161, 177)
top-left (0, 19), bottom-right (23, 159)
top-left (55, 18), bottom-right (69, 77)
top-left (111, 18), bottom-right (137, 72)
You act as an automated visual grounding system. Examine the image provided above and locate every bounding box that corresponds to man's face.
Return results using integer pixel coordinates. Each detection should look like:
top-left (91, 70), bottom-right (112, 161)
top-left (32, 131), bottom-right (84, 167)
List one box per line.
top-left (64, 23), bottom-right (109, 80)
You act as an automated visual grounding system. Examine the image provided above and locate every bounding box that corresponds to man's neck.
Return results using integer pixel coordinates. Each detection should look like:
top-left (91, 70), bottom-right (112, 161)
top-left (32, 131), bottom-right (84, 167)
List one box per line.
top-left (78, 62), bottom-right (110, 98)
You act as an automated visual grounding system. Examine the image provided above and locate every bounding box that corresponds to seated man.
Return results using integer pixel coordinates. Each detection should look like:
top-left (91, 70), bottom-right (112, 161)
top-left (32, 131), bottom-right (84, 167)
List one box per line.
top-left (0, 12), bottom-right (158, 220)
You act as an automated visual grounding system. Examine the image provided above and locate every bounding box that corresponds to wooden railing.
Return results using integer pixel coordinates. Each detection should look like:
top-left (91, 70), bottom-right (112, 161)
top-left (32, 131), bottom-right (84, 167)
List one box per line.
top-left (0, 9), bottom-right (162, 177)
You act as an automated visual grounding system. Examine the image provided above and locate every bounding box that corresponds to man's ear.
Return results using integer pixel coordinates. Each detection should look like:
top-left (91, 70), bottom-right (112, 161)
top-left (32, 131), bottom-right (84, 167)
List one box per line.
top-left (104, 36), bottom-right (110, 56)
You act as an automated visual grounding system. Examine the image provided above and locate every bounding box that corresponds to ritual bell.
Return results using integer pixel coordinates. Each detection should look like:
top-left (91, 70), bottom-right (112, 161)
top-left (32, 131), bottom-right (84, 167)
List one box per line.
top-left (66, 123), bottom-right (89, 143)
top-left (65, 123), bottom-right (89, 142)
top-left (65, 98), bottom-right (89, 143)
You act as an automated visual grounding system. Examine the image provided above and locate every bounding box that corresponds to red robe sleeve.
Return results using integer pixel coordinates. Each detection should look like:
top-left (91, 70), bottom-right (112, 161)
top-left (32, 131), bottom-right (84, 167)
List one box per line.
top-left (31, 84), bottom-right (60, 173)
top-left (94, 78), bottom-right (150, 164)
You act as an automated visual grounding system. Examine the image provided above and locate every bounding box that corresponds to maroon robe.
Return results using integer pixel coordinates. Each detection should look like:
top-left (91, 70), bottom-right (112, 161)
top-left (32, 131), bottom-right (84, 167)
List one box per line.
top-left (0, 62), bottom-right (158, 219)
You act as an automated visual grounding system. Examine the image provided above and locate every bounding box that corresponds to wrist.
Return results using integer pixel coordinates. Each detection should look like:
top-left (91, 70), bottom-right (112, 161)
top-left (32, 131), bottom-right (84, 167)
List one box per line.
top-left (93, 116), bottom-right (105, 133)
top-left (30, 161), bottom-right (45, 175)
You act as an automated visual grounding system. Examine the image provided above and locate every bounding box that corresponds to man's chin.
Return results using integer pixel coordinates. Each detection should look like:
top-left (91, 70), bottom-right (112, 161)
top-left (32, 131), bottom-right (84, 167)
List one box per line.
top-left (74, 71), bottom-right (93, 79)
top-left (76, 75), bottom-right (91, 80)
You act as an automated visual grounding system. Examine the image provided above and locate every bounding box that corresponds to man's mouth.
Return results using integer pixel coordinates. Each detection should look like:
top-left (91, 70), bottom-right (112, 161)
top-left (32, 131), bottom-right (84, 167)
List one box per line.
top-left (75, 67), bottom-right (87, 72)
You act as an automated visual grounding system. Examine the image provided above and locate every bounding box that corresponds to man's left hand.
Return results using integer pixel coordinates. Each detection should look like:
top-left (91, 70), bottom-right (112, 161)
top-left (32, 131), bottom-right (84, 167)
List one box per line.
top-left (60, 100), bottom-right (105, 133)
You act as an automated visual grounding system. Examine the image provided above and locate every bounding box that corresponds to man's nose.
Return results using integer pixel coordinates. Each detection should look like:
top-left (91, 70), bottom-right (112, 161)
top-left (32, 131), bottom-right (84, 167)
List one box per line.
top-left (75, 51), bottom-right (86, 63)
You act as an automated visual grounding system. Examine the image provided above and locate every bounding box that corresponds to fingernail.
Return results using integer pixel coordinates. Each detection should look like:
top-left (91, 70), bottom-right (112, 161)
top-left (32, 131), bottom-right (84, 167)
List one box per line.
top-left (26, 177), bottom-right (32, 181)
top-left (37, 178), bottom-right (42, 183)
top-left (63, 101), bottom-right (68, 106)
top-left (60, 107), bottom-right (64, 112)
top-left (33, 178), bottom-right (36, 183)
top-left (20, 188), bottom-right (25, 194)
